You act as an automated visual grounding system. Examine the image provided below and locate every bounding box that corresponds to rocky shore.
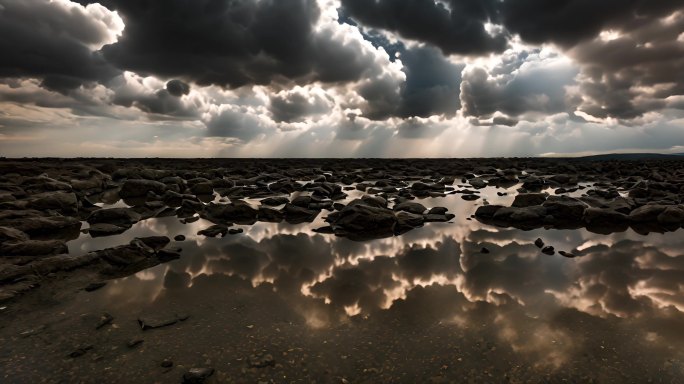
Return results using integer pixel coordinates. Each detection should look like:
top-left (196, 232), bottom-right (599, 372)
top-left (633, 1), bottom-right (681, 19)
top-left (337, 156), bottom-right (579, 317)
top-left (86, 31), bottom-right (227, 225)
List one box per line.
top-left (1, 157), bottom-right (684, 305)
top-left (1, 158), bottom-right (684, 382)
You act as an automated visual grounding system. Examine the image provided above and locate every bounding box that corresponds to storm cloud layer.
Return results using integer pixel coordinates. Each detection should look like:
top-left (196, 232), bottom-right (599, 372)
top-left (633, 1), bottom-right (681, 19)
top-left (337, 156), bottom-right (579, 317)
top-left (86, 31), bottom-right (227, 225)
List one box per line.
top-left (0, 0), bottom-right (683, 157)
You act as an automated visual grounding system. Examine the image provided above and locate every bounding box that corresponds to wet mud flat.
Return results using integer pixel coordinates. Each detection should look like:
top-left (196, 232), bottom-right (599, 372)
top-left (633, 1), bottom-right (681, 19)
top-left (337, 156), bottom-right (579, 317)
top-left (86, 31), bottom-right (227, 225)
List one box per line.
top-left (1, 158), bottom-right (684, 383)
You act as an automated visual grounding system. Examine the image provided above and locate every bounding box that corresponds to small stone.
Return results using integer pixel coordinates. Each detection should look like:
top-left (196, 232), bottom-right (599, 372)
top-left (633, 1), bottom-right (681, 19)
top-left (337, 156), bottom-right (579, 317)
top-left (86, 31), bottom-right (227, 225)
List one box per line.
top-left (534, 238), bottom-right (544, 248)
top-left (248, 353), bottom-right (275, 368)
top-left (182, 367), bottom-right (214, 384)
top-left (542, 246), bottom-right (555, 255)
top-left (228, 228), bottom-right (243, 235)
top-left (174, 235), bottom-right (186, 241)
top-left (96, 312), bottom-right (114, 329)
top-left (84, 282), bottom-right (107, 292)
top-left (127, 338), bottom-right (144, 348)
top-left (161, 359), bottom-right (174, 368)
top-left (480, 247), bottom-right (490, 254)
top-left (559, 251), bottom-right (576, 258)
top-left (69, 345), bottom-right (93, 358)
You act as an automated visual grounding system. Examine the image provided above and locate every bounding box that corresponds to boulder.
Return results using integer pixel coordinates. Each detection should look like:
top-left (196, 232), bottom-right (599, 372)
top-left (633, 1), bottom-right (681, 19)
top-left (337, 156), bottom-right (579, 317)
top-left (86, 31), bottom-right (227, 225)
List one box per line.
top-left (542, 196), bottom-right (587, 221)
top-left (474, 205), bottom-right (504, 218)
top-left (190, 182), bottom-right (213, 196)
top-left (0, 240), bottom-right (68, 256)
top-left (328, 203), bottom-right (397, 239)
top-left (260, 197), bottom-right (289, 206)
top-left (87, 208), bottom-right (142, 226)
top-left (512, 193), bottom-right (547, 208)
top-left (119, 179), bottom-right (167, 198)
top-left (0, 214), bottom-right (81, 236)
top-left (393, 201), bottom-right (427, 214)
top-left (198, 224), bottom-right (229, 238)
top-left (26, 192), bottom-right (78, 215)
top-left (257, 207), bottom-right (284, 222)
top-left (88, 223), bottom-right (129, 237)
top-left (0, 226), bottom-right (29, 244)
top-left (657, 206), bottom-right (684, 225)
top-left (283, 204), bottom-right (319, 224)
top-left (203, 202), bottom-right (257, 224)
top-left (629, 204), bottom-right (668, 223)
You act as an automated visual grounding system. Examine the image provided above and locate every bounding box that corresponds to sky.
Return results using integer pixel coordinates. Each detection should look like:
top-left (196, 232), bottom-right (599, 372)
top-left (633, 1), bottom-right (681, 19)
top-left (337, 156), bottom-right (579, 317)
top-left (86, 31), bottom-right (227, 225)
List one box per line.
top-left (0, 0), bottom-right (683, 158)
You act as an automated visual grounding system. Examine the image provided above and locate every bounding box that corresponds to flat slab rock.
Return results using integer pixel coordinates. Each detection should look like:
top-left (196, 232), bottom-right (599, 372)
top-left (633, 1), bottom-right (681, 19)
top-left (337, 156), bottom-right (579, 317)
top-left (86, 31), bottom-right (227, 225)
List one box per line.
top-left (138, 312), bottom-right (190, 330)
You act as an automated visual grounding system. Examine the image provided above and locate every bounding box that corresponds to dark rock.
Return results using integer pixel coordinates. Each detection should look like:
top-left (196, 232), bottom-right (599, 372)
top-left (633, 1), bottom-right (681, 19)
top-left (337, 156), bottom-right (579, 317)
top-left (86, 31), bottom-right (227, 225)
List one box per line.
top-left (174, 234), bottom-right (186, 241)
top-left (327, 203), bottom-right (397, 239)
top-left (541, 246), bottom-right (555, 255)
top-left (182, 368), bottom-right (214, 384)
top-left (657, 206), bottom-right (684, 225)
top-left (534, 238), bottom-right (544, 248)
top-left (480, 247), bottom-right (490, 254)
top-left (183, 368), bottom-right (214, 384)
top-left (542, 196), bottom-right (587, 221)
top-left (119, 179), bottom-right (167, 198)
top-left (127, 338), bottom-right (144, 348)
top-left (469, 178), bottom-right (487, 189)
top-left (427, 207), bottom-right (449, 215)
top-left (248, 353), bottom-right (275, 368)
top-left (190, 182), bottom-right (213, 195)
top-left (96, 312), bottom-right (114, 329)
top-left (138, 312), bottom-right (189, 330)
top-left (512, 193), bottom-right (547, 208)
top-left (583, 208), bottom-right (629, 226)
top-left (161, 359), bottom-right (173, 368)
top-left (395, 212), bottom-right (425, 234)
top-left (559, 251), bottom-right (576, 258)
top-left (203, 201), bottom-right (257, 224)
top-left (393, 201), bottom-right (427, 214)
top-left (84, 282), bottom-right (107, 292)
top-left (260, 196), bottom-right (289, 206)
top-left (88, 223), bottom-right (129, 237)
top-left (283, 203), bottom-right (319, 224)
top-left (629, 204), bottom-right (668, 223)
top-left (198, 224), bottom-right (229, 238)
top-left (257, 207), bottom-right (284, 222)
top-left (312, 226), bottom-right (335, 234)
top-left (228, 228), bottom-right (243, 235)
top-left (69, 345), bottom-right (93, 358)
top-left (0, 240), bottom-right (68, 256)
top-left (135, 236), bottom-right (170, 251)
top-left (474, 205), bottom-right (504, 218)
top-left (493, 206), bottom-right (547, 222)
top-left (0, 214), bottom-right (81, 237)
top-left (87, 208), bottom-right (141, 226)
top-left (424, 213), bottom-right (456, 222)
top-left (461, 194), bottom-right (481, 201)
top-left (26, 192), bottom-right (78, 215)
top-left (0, 226), bottom-right (29, 244)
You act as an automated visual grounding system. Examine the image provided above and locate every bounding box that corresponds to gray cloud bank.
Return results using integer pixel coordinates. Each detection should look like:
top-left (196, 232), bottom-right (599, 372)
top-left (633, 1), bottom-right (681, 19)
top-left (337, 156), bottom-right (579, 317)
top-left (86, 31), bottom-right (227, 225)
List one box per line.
top-left (0, 0), bottom-right (683, 156)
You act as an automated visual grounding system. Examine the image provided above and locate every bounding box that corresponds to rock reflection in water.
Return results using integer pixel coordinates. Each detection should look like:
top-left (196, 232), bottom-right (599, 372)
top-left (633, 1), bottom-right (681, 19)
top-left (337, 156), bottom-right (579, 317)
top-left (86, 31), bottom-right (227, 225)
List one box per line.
top-left (98, 215), bottom-right (684, 352)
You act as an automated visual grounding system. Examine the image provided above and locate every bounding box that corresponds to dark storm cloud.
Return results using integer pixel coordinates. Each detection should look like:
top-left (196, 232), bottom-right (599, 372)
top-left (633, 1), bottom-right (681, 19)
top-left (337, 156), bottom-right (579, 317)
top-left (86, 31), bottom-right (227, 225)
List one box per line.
top-left (396, 46), bottom-right (464, 118)
top-left (269, 89), bottom-right (332, 123)
top-left (339, 0), bottom-right (507, 55)
top-left (81, 0), bottom-right (386, 89)
top-left (499, 0), bottom-right (684, 47)
top-left (0, 0), bottom-right (120, 93)
top-left (358, 45), bottom-right (464, 120)
top-left (570, 11), bottom-right (684, 119)
top-left (460, 55), bottom-right (578, 120)
top-left (107, 76), bottom-right (199, 118)
top-left (166, 80), bottom-right (190, 97)
top-left (206, 108), bottom-right (268, 141)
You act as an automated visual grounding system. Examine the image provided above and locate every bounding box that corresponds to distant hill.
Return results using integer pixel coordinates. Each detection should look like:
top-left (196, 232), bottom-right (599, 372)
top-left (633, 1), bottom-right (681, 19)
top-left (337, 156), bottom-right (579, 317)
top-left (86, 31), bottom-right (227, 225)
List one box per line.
top-left (574, 153), bottom-right (684, 161)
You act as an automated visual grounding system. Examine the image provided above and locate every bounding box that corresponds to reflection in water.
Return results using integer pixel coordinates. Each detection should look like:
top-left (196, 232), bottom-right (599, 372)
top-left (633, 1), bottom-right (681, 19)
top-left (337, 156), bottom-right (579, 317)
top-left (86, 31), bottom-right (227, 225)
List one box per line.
top-left (58, 188), bottom-right (684, 378)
